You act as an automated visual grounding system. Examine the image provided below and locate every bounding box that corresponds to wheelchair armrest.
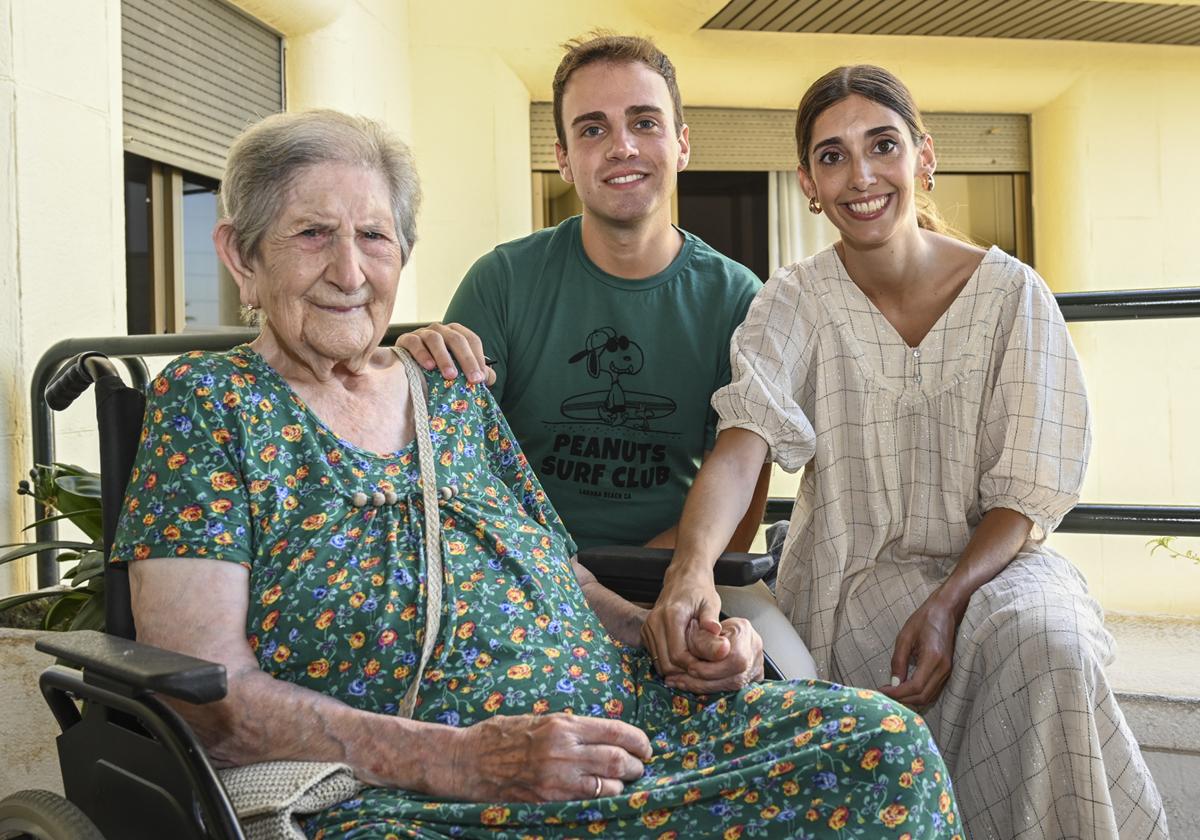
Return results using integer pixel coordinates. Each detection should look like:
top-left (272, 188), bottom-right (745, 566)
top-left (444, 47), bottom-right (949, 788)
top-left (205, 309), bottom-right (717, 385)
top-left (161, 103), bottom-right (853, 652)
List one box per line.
top-left (576, 545), bottom-right (774, 603)
top-left (36, 629), bottom-right (227, 704)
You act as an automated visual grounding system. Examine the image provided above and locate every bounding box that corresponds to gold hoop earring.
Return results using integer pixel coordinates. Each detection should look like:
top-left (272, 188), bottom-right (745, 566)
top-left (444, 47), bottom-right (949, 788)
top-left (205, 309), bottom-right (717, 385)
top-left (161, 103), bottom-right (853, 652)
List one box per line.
top-left (808, 196), bottom-right (822, 215)
top-left (924, 173), bottom-right (936, 192)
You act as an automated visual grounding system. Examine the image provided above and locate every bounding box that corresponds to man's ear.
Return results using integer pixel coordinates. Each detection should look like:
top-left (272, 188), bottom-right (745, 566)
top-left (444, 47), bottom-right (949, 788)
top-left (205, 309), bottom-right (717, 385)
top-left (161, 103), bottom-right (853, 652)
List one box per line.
top-left (675, 123), bottom-right (691, 172)
top-left (213, 221), bottom-right (259, 308)
top-left (555, 142), bottom-right (574, 184)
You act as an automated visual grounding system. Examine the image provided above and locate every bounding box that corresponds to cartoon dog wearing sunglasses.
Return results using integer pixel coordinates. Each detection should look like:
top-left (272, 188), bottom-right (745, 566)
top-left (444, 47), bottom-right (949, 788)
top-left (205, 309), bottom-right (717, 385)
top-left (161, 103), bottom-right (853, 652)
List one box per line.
top-left (561, 327), bottom-right (675, 428)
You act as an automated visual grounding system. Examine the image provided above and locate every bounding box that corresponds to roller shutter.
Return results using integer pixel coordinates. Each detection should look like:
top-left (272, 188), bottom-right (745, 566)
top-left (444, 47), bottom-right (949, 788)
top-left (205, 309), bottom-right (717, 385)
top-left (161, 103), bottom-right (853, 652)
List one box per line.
top-left (530, 103), bottom-right (1029, 174)
top-left (121, 0), bottom-right (284, 179)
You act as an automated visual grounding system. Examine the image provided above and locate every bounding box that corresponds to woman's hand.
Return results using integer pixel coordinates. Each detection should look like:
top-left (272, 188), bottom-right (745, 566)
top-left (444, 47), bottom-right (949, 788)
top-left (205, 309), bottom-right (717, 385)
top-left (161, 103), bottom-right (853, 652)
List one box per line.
top-left (396, 323), bottom-right (496, 386)
top-left (641, 564), bottom-right (723, 678)
top-left (880, 508), bottom-right (1033, 709)
top-left (641, 428), bottom-right (770, 683)
top-left (442, 713), bottom-right (652, 801)
top-left (879, 591), bottom-right (959, 709)
top-left (662, 616), bottom-right (764, 694)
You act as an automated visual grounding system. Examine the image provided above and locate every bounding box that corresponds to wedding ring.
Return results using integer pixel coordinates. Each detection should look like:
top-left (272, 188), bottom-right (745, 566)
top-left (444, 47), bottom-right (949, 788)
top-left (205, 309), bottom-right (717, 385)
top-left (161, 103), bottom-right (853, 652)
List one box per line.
top-left (593, 775), bottom-right (603, 798)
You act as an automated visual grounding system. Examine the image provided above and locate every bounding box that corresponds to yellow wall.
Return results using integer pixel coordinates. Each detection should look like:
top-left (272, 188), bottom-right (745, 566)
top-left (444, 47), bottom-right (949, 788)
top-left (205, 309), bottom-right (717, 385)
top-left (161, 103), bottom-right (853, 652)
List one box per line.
top-left (2, 0), bottom-right (1196, 612)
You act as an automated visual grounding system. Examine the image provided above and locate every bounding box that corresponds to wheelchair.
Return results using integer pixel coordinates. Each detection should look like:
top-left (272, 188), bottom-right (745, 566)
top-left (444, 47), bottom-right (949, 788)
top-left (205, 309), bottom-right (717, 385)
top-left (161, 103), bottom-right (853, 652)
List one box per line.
top-left (0, 350), bottom-right (815, 840)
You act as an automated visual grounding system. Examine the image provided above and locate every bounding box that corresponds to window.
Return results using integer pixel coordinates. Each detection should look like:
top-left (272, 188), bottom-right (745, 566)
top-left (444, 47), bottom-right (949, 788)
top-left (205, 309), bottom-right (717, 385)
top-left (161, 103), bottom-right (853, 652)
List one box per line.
top-left (120, 0), bottom-right (283, 333)
top-left (124, 154), bottom-right (237, 333)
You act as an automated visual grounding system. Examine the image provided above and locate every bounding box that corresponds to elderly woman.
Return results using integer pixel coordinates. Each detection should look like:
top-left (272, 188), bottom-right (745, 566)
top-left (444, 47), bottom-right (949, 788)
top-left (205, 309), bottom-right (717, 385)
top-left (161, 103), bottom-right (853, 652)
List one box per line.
top-left (114, 110), bottom-right (962, 839)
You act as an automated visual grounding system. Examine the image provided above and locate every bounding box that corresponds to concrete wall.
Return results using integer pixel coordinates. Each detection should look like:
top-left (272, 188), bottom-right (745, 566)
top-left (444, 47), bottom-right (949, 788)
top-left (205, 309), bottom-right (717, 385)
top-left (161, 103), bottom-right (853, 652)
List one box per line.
top-left (0, 0), bottom-right (126, 596)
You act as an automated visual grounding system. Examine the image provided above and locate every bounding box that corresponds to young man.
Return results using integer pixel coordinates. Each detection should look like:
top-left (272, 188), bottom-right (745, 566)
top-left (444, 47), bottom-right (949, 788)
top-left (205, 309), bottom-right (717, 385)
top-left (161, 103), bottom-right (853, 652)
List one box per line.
top-left (401, 34), bottom-right (768, 554)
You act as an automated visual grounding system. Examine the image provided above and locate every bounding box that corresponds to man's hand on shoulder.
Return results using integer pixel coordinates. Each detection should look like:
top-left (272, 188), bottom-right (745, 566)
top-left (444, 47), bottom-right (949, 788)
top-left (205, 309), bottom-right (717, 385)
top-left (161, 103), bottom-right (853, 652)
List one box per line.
top-left (396, 323), bottom-right (496, 386)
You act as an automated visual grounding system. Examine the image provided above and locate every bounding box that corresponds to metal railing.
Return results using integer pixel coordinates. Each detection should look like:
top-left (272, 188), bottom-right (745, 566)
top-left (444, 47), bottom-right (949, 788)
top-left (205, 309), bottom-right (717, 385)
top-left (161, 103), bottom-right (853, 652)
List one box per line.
top-left (28, 288), bottom-right (1200, 586)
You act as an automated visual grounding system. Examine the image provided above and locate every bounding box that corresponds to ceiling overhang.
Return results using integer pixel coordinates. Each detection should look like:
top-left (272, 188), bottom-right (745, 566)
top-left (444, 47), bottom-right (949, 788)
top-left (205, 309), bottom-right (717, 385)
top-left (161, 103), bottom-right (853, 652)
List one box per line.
top-left (704, 0), bottom-right (1200, 46)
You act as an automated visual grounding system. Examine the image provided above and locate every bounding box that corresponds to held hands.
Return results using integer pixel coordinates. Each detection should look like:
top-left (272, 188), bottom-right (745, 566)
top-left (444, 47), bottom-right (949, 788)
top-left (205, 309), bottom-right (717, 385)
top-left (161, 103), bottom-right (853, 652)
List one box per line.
top-left (445, 713), bottom-right (651, 801)
top-left (397, 323), bottom-right (496, 387)
top-left (879, 591), bottom-right (960, 709)
top-left (641, 568), bottom-right (764, 693)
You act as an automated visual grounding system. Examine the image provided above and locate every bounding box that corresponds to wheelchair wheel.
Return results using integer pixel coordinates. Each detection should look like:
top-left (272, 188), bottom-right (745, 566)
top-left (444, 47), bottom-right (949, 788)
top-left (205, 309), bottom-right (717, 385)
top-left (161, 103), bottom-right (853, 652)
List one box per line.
top-left (0, 789), bottom-right (103, 840)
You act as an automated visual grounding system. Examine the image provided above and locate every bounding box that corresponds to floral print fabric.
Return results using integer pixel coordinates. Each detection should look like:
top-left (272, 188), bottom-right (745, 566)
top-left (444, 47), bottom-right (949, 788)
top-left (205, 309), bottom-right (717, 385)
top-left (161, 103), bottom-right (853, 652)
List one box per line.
top-left (114, 346), bottom-right (962, 839)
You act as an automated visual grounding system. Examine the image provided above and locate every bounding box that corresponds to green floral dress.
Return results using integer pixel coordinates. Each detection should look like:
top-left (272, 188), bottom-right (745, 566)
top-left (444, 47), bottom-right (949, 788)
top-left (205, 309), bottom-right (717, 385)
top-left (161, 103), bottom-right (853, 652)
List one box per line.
top-left (114, 346), bottom-right (963, 840)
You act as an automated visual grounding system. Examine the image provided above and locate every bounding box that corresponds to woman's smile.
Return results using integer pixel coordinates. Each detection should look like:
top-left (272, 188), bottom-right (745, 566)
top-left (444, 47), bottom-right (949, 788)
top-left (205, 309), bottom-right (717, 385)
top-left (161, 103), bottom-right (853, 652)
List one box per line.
top-left (841, 193), bottom-right (893, 220)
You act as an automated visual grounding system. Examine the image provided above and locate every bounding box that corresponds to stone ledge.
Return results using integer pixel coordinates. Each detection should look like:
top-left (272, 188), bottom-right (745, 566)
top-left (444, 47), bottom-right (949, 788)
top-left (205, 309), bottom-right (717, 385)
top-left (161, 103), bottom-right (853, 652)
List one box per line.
top-left (1105, 611), bottom-right (1200, 755)
top-left (1115, 692), bottom-right (1200, 755)
top-left (1106, 611), bottom-right (1200, 702)
top-left (1106, 612), bottom-right (1200, 837)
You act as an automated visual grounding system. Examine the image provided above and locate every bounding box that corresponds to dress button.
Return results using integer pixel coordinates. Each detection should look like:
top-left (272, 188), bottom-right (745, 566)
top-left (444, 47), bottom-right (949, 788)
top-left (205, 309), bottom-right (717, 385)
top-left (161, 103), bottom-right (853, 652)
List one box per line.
top-left (438, 484), bottom-right (458, 501)
top-left (351, 491), bottom-right (369, 508)
top-left (371, 491), bottom-right (386, 507)
top-left (384, 490), bottom-right (398, 505)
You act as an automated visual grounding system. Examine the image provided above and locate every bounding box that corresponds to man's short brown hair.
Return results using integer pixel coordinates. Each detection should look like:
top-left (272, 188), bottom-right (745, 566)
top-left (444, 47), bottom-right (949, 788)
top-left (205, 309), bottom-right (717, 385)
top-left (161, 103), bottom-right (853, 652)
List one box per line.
top-left (552, 32), bottom-right (684, 149)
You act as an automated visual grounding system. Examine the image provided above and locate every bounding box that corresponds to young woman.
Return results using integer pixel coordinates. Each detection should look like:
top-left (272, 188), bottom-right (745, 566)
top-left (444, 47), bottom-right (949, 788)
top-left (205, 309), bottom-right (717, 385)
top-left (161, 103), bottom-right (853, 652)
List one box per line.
top-left (643, 65), bottom-right (1168, 839)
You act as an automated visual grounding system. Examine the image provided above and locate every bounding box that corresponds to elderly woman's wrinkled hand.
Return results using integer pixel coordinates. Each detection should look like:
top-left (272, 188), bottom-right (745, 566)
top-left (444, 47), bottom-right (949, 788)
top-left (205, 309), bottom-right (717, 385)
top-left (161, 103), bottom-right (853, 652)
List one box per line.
top-left (662, 616), bottom-right (764, 694)
top-left (398, 323), bottom-right (496, 386)
top-left (442, 713), bottom-right (651, 802)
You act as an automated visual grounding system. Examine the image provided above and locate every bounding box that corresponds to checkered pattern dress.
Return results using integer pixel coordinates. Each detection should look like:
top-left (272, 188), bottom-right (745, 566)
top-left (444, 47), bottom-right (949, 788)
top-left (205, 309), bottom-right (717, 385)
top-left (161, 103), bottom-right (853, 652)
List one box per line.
top-left (713, 246), bottom-right (1168, 839)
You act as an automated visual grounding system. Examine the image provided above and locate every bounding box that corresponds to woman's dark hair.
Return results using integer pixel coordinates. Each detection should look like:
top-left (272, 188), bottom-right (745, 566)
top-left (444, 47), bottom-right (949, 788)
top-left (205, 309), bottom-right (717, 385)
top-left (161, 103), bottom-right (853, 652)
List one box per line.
top-left (795, 65), bottom-right (958, 237)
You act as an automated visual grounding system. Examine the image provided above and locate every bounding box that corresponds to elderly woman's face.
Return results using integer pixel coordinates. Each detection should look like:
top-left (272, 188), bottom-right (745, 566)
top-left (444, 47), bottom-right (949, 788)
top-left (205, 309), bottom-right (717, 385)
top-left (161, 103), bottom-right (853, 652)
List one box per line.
top-left (247, 162), bottom-right (403, 364)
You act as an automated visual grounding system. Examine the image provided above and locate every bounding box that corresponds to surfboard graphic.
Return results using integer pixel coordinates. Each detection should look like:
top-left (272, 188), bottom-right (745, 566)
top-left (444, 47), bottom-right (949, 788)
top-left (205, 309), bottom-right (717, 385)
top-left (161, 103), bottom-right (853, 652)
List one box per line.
top-left (561, 390), bottom-right (677, 426)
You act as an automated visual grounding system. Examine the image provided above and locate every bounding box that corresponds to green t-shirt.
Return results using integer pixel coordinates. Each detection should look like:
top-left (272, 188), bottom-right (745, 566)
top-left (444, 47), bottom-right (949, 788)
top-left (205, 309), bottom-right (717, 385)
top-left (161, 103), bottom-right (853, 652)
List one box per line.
top-left (445, 215), bottom-right (760, 549)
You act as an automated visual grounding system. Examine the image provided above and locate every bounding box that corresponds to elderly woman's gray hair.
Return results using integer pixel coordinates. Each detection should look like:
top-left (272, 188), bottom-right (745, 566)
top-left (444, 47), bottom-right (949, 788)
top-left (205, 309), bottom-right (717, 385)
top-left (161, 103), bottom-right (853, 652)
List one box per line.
top-left (220, 110), bottom-right (421, 263)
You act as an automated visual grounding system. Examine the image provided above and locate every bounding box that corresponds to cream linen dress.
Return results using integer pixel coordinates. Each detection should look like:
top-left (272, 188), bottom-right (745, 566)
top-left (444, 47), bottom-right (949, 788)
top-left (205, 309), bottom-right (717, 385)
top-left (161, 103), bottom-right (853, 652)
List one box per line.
top-left (713, 245), bottom-right (1168, 840)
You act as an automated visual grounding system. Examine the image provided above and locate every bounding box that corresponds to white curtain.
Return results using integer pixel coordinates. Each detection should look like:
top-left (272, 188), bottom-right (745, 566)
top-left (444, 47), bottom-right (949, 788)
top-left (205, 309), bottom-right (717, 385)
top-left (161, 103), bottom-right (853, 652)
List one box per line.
top-left (767, 171), bottom-right (840, 275)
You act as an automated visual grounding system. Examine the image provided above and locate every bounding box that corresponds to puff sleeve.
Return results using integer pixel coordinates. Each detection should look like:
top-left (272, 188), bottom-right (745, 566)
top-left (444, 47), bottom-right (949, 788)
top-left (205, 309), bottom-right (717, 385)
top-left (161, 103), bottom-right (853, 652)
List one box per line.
top-left (711, 265), bottom-right (818, 472)
top-left (977, 265), bottom-right (1092, 540)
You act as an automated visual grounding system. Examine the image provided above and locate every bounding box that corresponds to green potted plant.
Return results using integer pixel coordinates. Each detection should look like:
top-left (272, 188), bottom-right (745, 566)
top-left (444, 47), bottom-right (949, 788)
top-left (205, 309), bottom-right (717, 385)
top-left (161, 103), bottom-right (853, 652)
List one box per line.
top-left (0, 463), bottom-right (105, 631)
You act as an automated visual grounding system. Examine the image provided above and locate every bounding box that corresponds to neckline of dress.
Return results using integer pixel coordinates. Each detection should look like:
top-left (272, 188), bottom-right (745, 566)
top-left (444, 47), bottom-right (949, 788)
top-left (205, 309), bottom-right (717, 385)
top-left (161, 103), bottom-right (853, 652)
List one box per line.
top-left (827, 244), bottom-right (998, 351)
top-left (235, 344), bottom-right (419, 462)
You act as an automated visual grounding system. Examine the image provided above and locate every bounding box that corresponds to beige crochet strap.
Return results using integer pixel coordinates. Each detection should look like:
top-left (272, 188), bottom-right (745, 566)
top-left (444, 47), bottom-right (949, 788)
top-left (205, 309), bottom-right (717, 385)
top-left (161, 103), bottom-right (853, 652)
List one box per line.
top-left (393, 347), bottom-right (444, 719)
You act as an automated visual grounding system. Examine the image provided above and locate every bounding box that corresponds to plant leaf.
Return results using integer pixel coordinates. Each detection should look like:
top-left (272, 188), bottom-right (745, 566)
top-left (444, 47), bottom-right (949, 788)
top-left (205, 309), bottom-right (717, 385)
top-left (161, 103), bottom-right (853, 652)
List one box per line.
top-left (70, 564), bottom-right (106, 587)
top-left (56, 474), bottom-right (101, 500)
top-left (0, 541), bottom-right (98, 566)
top-left (22, 509), bottom-right (102, 531)
top-left (68, 592), bottom-right (105, 632)
top-left (0, 589), bottom-right (71, 613)
top-left (50, 475), bottom-right (104, 541)
top-left (49, 462), bottom-right (94, 477)
top-left (43, 592), bottom-right (90, 632)
top-left (72, 551), bottom-right (105, 572)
